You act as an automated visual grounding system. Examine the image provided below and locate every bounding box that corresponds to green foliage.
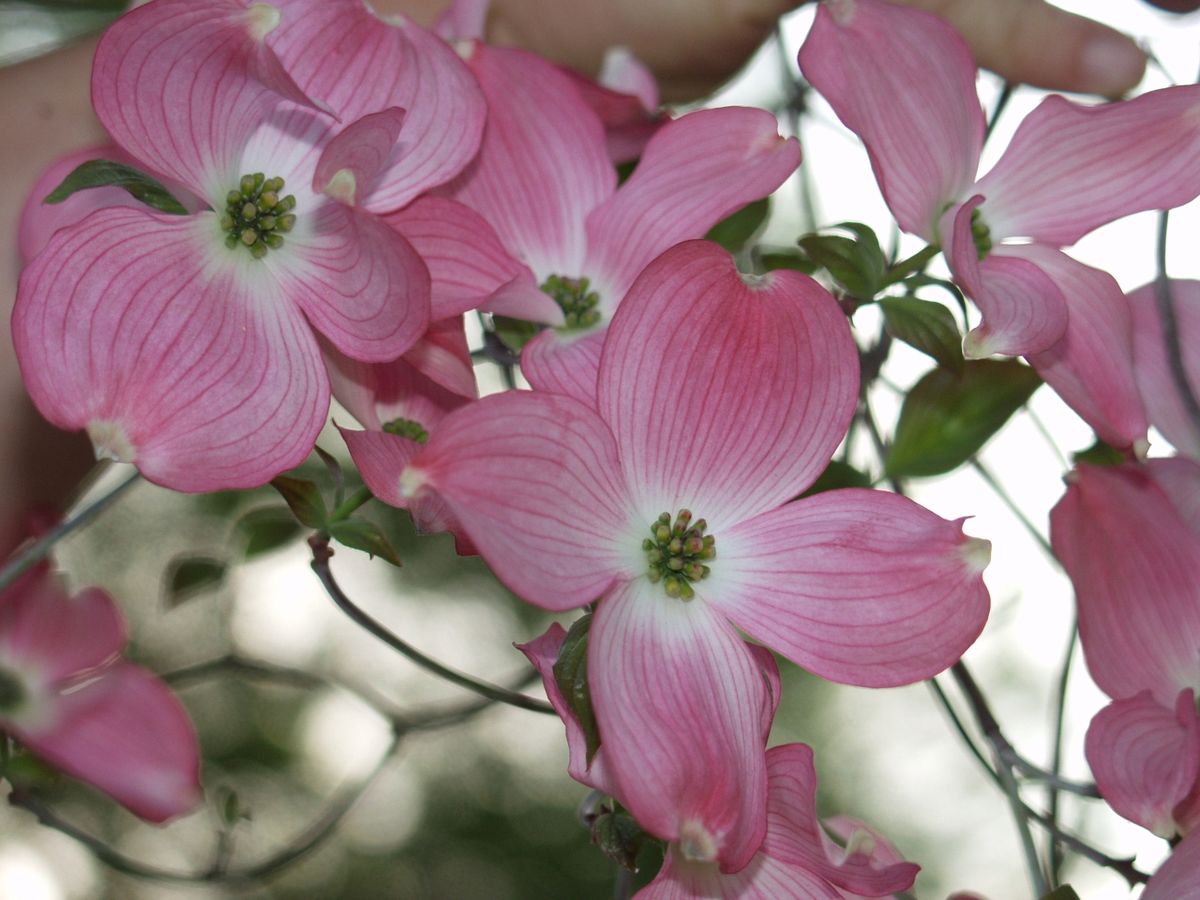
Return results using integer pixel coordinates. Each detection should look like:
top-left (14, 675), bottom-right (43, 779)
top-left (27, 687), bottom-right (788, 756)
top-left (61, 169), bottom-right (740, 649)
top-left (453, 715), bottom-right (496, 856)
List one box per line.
top-left (237, 507), bottom-right (305, 559)
top-left (797, 221), bottom-right (888, 300)
top-left (705, 198), bottom-right (769, 253)
top-left (800, 460), bottom-right (872, 497)
top-left (553, 613), bottom-right (601, 763)
top-left (492, 314), bottom-right (542, 353)
top-left (163, 556), bottom-right (226, 608)
top-left (270, 476), bottom-right (328, 529)
top-left (1040, 888), bottom-right (1081, 900)
top-left (886, 360), bottom-right (1042, 478)
top-left (44, 159), bottom-right (188, 214)
top-left (878, 296), bottom-right (964, 372)
top-left (328, 519), bottom-right (402, 567)
top-left (1072, 439), bottom-right (1126, 467)
top-left (592, 809), bottom-right (651, 871)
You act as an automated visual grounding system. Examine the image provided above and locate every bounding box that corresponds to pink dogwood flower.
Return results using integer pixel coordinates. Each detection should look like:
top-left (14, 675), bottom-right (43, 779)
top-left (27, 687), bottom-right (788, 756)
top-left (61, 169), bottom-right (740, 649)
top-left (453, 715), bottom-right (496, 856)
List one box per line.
top-left (0, 566), bottom-right (201, 822)
top-left (1051, 459), bottom-right (1200, 837)
top-left (1142, 827), bottom-right (1200, 900)
top-left (799, 0), bottom-right (1200, 450)
top-left (13, 0), bottom-right (432, 491)
top-left (398, 240), bottom-right (991, 869)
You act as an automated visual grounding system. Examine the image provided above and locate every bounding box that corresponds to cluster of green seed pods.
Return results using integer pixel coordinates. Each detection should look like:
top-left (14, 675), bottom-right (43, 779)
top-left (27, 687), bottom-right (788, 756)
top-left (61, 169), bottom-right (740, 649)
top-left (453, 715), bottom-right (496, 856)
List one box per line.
top-left (222, 173), bottom-right (297, 259)
top-left (643, 509), bottom-right (716, 601)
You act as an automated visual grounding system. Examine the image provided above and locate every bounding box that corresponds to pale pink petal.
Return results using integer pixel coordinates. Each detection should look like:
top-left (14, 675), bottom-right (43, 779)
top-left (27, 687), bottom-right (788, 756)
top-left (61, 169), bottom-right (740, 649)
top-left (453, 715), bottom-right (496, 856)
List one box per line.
top-left (747, 644), bottom-right (783, 745)
top-left (1142, 828), bottom-right (1200, 900)
top-left (400, 317), bottom-right (477, 400)
top-left (433, 0), bottom-right (489, 40)
top-left (1130, 280), bottom-right (1200, 460)
top-left (1145, 457), bottom-right (1200, 539)
top-left (520, 328), bottom-right (606, 406)
top-left (974, 86), bottom-right (1200, 245)
top-left (561, 47), bottom-right (664, 164)
top-left (1051, 462), bottom-right (1200, 706)
top-left (13, 208), bottom-right (328, 491)
top-left (590, 578), bottom-right (768, 872)
top-left (281, 200), bottom-right (430, 362)
top-left (798, 0), bottom-right (984, 239)
top-left (821, 815), bottom-right (914, 900)
top-left (92, 0), bottom-right (316, 203)
top-left (763, 745), bottom-right (919, 895)
top-left (384, 196), bottom-right (533, 320)
top-left (272, 0), bottom-right (486, 209)
top-left (515, 623), bottom-right (618, 797)
top-left (639, 853), bottom-right (840, 900)
top-left (0, 579), bottom-right (124, 683)
top-left (313, 107), bottom-right (406, 203)
top-left (598, 241), bottom-right (858, 531)
top-left (942, 199), bottom-right (1068, 357)
top-left (17, 662), bottom-right (201, 823)
top-left (1085, 691), bottom-right (1200, 837)
top-left (482, 273), bottom-right (564, 325)
top-left (1006, 245), bottom-right (1147, 449)
top-left (598, 46), bottom-right (659, 112)
top-left (409, 391), bottom-right (637, 611)
top-left (583, 107), bottom-right (800, 302)
top-left (449, 44), bottom-right (614, 276)
top-left (709, 489), bottom-right (989, 687)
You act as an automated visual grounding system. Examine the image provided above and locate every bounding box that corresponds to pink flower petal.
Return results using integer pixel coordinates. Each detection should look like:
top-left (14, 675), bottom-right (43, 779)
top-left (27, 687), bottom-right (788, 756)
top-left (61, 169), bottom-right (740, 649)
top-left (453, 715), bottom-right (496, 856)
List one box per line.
top-left (13, 207), bottom-right (328, 491)
top-left (399, 316), bottom-right (478, 400)
top-left (1142, 828), bottom-right (1200, 900)
top-left (583, 107), bottom-right (800, 302)
top-left (272, 0), bottom-right (486, 210)
top-left (1085, 690), bottom-right (1200, 838)
top-left (798, 0), bottom-right (984, 240)
top-left (974, 86), bottom-right (1200, 246)
top-left (942, 199), bottom-right (1068, 357)
top-left (1051, 462), bottom-right (1200, 706)
top-left (1130, 280), bottom-right (1200, 461)
top-left (384, 196), bottom-right (532, 320)
top-left (433, 0), bottom-right (489, 40)
top-left (515, 623), bottom-right (618, 797)
top-left (520, 328), bottom-right (606, 406)
top-left (313, 107), bottom-right (406, 204)
top-left (710, 489), bottom-right (989, 687)
top-left (559, 47), bottom-right (664, 165)
top-left (0, 577), bottom-right (124, 684)
top-left (598, 241), bottom-right (858, 531)
top-left (409, 391), bottom-right (638, 611)
top-left (449, 44), bottom-right (614, 276)
top-left (639, 854), bottom-right (839, 900)
top-left (1008, 245), bottom-right (1147, 450)
top-left (93, 0), bottom-right (316, 203)
top-left (16, 662), bottom-right (201, 823)
top-left (482, 272), bottom-right (564, 325)
top-left (1145, 457), bottom-right (1200, 539)
top-left (590, 578), bottom-right (768, 872)
top-left (281, 200), bottom-right (430, 362)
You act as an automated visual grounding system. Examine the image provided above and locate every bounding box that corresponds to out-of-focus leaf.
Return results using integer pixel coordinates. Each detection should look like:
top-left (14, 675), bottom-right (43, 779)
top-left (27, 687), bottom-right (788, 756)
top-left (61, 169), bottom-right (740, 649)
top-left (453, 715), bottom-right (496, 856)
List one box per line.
top-left (592, 810), bottom-right (647, 871)
top-left (759, 249), bottom-right (818, 274)
top-left (313, 445), bottom-right (345, 506)
top-left (270, 476), bottom-right (327, 529)
top-left (328, 519), bottom-right (402, 566)
top-left (705, 198), bottom-right (769, 253)
top-left (1040, 888), bottom-right (1081, 900)
top-left (237, 508), bottom-right (304, 559)
top-left (492, 315), bottom-right (542, 353)
top-left (901, 273), bottom-right (970, 324)
top-left (879, 296), bottom-right (964, 371)
top-left (1073, 439), bottom-right (1126, 467)
top-left (553, 613), bottom-right (600, 764)
top-left (44, 159), bottom-right (187, 214)
top-left (798, 222), bottom-right (887, 299)
top-left (800, 460), bottom-right (871, 498)
top-left (164, 556), bottom-right (226, 608)
top-left (886, 360), bottom-right (1042, 478)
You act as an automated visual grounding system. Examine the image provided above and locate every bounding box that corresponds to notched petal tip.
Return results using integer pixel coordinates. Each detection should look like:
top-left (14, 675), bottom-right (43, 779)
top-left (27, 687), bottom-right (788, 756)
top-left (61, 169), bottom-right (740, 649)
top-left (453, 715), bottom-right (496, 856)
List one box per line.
top-left (87, 420), bottom-right (136, 464)
top-left (399, 464), bottom-right (428, 500)
top-left (323, 169), bottom-right (358, 206)
top-left (960, 536), bottom-right (992, 574)
top-left (246, 2), bottom-right (282, 39)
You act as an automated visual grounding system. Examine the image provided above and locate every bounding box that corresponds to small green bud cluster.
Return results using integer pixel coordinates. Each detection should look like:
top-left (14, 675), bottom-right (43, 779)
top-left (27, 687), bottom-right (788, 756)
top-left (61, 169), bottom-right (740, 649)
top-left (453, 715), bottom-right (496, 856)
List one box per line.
top-left (381, 416), bottom-right (430, 444)
top-left (222, 173), bottom-right (297, 259)
top-left (0, 667), bottom-right (26, 713)
top-left (970, 207), bottom-right (992, 261)
top-left (540, 274), bottom-right (602, 329)
top-left (643, 509), bottom-right (716, 601)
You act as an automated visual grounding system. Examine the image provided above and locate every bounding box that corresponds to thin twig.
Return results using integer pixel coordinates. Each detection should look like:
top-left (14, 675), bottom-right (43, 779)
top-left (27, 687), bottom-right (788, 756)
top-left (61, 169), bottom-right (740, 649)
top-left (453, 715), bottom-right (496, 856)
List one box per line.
top-left (309, 536), bottom-right (554, 714)
top-left (985, 82), bottom-right (1014, 142)
top-left (1048, 619), bottom-right (1079, 883)
top-left (1154, 211), bottom-right (1200, 436)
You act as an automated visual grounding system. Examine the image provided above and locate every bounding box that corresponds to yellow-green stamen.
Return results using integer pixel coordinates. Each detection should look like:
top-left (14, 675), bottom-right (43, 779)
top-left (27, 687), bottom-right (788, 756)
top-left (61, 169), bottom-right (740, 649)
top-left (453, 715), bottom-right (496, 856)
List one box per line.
top-left (541, 274), bottom-right (602, 329)
top-left (970, 207), bottom-right (992, 261)
top-left (222, 172), bottom-right (296, 260)
top-left (643, 509), bottom-right (716, 601)
top-left (381, 417), bottom-right (430, 444)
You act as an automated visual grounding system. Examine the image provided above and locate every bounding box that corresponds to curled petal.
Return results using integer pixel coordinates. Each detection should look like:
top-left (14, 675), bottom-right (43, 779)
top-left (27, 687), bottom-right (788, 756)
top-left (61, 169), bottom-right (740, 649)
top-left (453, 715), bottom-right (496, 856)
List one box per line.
top-left (399, 316), bottom-right (477, 400)
top-left (943, 199), bottom-right (1068, 357)
top-left (583, 107), bottom-right (799, 302)
top-left (0, 577), bottom-right (124, 684)
top-left (16, 662), bottom-right (201, 823)
top-left (1011, 245), bottom-right (1147, 450)
top-left (711, 489), bottom-right (989, 687)
top-left (975, 86), bottom-right (1200, 245)
top-left (563, 46), bottom-right (663, 164)
top-left (599, 241), bottom-right (858, 532)
top-left (408, 391), bottom-right (638, 611)
top-left (798, 0), bottom-right (984, 239)
top-left (281, 200), bottom-right (430, 362)
top-left (520, 328), bottom-right (606, 407)
top-left (1130, 280), bottom-right (1200, 461)
top-left (93, 0), bottom-right (317, 202)
top-left (1085, 691), bottom-right (1200, 838)
top-left (13, 207), bottom-right (328, 491)
top-left (313, 107), bottom-right (406, 205)
top-left (590, 579), bottom-right (768, 872)
top-left (1051, 461), bottom-right (1200, 705)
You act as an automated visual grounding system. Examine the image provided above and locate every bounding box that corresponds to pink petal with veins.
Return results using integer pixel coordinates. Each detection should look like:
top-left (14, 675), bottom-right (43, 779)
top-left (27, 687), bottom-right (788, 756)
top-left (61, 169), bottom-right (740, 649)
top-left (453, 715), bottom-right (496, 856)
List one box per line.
top-left (598, 241), bottom-right (858, 531)
top-left (313, 107), bottom-right (406, 203)
top-left (13, 207), bottom-right (328, 491)
top-left (1130, 280), bottom-right (1200, 461)
top-left (433, 0), bottom-right (489, 40)
top-left (0, 582), bottom-right (124, 685)
top-left (521, 328), bottom-right (606, 406)
top-left (1142, 829), bottom-right (1200, 900)
top-left (710, 489), bottom-right (989, 687)
top-left (561, 46), bottom-right (664, 164)
top-left (798, 0), bottom-right (983, 240)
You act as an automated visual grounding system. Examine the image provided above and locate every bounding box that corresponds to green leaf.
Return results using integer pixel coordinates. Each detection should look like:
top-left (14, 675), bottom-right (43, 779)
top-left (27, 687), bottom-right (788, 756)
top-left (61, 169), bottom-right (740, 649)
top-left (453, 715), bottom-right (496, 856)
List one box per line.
top-left (886, 360), bottom-right (1042, 478)
top-left (44, 159), bottom-right (188, 215)
top-left (1040, 888), bottom-right (1081, 900)
top-left (901, 273), bottom-right (970, 324)
top-left (492, 315), bottom-right (542, 353)
top-left (328, 519), bottom-right (402, 566)
top-left (878, 296), bottom-right (964, 372)
top-left (1073, 439), bottom-right (1126, 467)
top-left (759, 250), bottom-right (818, 274)
top-left (313, 445), bottom-right (345, 506)
top-left (797, 223), bottom-right (888, 299)
top-left (237, 508), bottom-right (304, 559)
top-left (270, 476), bottom-right (327, 529)
top-left (592, 811), bottom-right (647, 871)
top-left (164, 556), bottom-right (226, 608)
top-left (552, 613), bottom-right (601, 764)
top-left (705, 198), bottom-right (769, 253)
top-left (800, 460), bottom-right (871, 498)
